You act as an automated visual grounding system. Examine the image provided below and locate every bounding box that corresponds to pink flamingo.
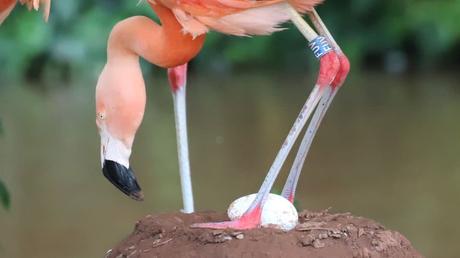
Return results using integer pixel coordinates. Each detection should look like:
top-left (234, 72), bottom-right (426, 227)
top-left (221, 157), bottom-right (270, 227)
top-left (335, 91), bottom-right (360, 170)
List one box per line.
top-left (95, 0), bottom-right (350, 225)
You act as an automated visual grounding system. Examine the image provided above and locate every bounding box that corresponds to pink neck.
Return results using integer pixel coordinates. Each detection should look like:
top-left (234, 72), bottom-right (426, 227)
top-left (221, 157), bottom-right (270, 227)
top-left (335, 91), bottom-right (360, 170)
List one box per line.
top-left (106, 3), bottom-right (206, 68)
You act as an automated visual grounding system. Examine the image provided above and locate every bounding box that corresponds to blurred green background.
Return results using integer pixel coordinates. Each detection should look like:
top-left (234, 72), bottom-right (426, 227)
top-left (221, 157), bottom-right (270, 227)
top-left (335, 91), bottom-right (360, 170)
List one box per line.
top-left (1, 0), bottom-right (460, 257)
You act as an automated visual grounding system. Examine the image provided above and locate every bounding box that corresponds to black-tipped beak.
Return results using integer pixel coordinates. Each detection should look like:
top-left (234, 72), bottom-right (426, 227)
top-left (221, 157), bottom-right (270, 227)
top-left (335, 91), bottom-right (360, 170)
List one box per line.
top-left (102, 160), bottom-right (144, 201)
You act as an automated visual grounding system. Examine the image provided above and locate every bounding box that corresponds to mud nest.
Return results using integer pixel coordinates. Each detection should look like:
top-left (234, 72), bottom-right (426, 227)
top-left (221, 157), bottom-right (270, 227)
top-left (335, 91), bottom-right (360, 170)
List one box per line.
top-left (107, 210), bottom-right (423, 258)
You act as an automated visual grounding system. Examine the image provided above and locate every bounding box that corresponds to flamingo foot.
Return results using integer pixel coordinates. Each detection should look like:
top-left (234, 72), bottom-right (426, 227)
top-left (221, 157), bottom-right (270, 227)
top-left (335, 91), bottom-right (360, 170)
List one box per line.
top-left (191, 206), bottom-right (262, 230)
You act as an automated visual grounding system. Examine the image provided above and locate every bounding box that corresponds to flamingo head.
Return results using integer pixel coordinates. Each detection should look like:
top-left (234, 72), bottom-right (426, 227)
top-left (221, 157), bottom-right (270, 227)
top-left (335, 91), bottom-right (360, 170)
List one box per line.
top-left (95, 61), bottom-right (146, 201)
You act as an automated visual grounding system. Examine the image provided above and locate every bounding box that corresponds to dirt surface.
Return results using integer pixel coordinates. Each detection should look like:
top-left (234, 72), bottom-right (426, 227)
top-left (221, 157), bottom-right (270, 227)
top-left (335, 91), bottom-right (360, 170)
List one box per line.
top-left (107, 210), bottom-right (423, 258)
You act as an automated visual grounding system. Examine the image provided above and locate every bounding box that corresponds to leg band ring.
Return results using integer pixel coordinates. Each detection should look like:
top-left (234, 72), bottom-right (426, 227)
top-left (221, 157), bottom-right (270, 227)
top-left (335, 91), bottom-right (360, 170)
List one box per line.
top-left (308, 36), bottom-right (333, 59)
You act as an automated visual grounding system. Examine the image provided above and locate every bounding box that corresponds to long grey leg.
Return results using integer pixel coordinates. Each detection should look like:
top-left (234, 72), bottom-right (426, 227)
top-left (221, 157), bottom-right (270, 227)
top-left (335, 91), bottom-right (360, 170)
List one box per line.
top-left (309, 9), bottom-right (342, 53)
top-left (281, 85), bottom-right (338, 201)
top-left (169, 64), bottom-right (194, 213)
top-left (246, 85), bottom-right (324, 211)
top-left (190, 7), bottom-right (343, 230)
top-left (281, 8), bottom-right (349, 202)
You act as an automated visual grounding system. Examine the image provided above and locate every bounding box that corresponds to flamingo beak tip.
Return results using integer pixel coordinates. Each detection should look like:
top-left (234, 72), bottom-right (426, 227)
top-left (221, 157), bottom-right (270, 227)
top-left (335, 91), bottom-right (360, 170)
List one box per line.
top-left (102, 160), bottom-right (144, 201)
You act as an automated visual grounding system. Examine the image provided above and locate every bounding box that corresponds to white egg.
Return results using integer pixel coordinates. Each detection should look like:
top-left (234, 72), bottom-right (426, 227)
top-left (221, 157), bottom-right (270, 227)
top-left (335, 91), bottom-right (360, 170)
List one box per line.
top-left (227, 193), bottom-right (298, 231)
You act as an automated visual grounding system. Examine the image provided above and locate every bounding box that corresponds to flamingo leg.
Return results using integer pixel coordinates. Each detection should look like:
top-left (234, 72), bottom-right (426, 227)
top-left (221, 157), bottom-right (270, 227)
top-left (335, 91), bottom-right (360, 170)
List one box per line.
top-left (281, 85), bottom-right (337, 201)
top-left (168, 63), bottom-right (195, 213)
top-left (192, 19), bottom-right (341, 230)
top-left (281, 9), bottom-right (350, 202)
top-left (191, 8), bottom-right (347, 230)
top-left (192, 84), bottom-right (326, 229)
top-left (309, 9), bottom-right (351, 88)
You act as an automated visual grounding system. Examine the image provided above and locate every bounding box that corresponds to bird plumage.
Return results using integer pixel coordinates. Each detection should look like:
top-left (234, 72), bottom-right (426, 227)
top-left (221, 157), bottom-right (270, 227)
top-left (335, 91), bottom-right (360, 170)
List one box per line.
top-left (151, 0), bottom-right (323, 37)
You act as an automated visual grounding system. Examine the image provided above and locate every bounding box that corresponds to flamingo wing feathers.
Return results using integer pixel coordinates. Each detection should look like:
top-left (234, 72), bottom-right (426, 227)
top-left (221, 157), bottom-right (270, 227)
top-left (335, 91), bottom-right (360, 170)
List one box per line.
top-left (161, 0), bottom-right (322, 16)
top-left (153, 0), bottom-right (323, 37)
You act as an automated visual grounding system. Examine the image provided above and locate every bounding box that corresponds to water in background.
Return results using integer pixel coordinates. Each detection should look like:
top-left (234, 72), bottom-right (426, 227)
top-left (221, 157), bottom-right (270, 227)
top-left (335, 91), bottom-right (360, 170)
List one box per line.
top-left (0, 72), bottom-right (459, 257)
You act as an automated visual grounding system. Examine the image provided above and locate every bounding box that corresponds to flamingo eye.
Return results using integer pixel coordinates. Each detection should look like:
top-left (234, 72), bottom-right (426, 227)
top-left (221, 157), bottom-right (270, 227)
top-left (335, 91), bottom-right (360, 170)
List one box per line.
top-left (97, 112), bottom-right (106, 120)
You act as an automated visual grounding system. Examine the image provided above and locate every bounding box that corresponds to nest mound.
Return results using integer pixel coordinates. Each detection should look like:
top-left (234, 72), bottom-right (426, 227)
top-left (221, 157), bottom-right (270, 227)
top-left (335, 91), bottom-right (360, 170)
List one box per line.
top-left (107, 210), bottom-right (423, 258)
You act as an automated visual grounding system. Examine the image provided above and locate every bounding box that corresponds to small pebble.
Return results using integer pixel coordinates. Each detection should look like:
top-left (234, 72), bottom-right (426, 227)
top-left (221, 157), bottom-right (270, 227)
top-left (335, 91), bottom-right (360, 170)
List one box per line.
top-left (358, 228), bottom-right (365, 237)
top-left (212, 230), bottom-right (224, 236)
top-left (230, 231), bottom-right (243, 237)
top-left (300, 235), bottom-right (315, 247)
top-left (319, 232), bottom-right (328, 239)
top-left (235, 234), bottom-right (244, 240)
top-left (371, 239), bottom-right (379, 246)
top-left (346, 225), bottom-right (356, 232)
top-left (313, 239), bottom-right (325, 249)
top-left (221, 235), bottom-right (233, 242)
top-left (105, 249), bottom-right (112, 258)
top-left (330, 230), bottom-right (342, 238)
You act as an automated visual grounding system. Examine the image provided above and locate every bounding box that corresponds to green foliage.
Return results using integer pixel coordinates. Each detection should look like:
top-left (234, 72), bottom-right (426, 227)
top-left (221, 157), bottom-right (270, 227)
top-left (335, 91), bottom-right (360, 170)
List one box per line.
top-left (0, 179), bottom-right (10, 210)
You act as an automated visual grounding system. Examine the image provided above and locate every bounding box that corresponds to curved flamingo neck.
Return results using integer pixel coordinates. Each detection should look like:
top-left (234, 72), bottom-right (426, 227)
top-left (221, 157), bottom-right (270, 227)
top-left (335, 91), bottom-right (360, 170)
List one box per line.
top-left (106, 3), bottom-right (205, 68)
